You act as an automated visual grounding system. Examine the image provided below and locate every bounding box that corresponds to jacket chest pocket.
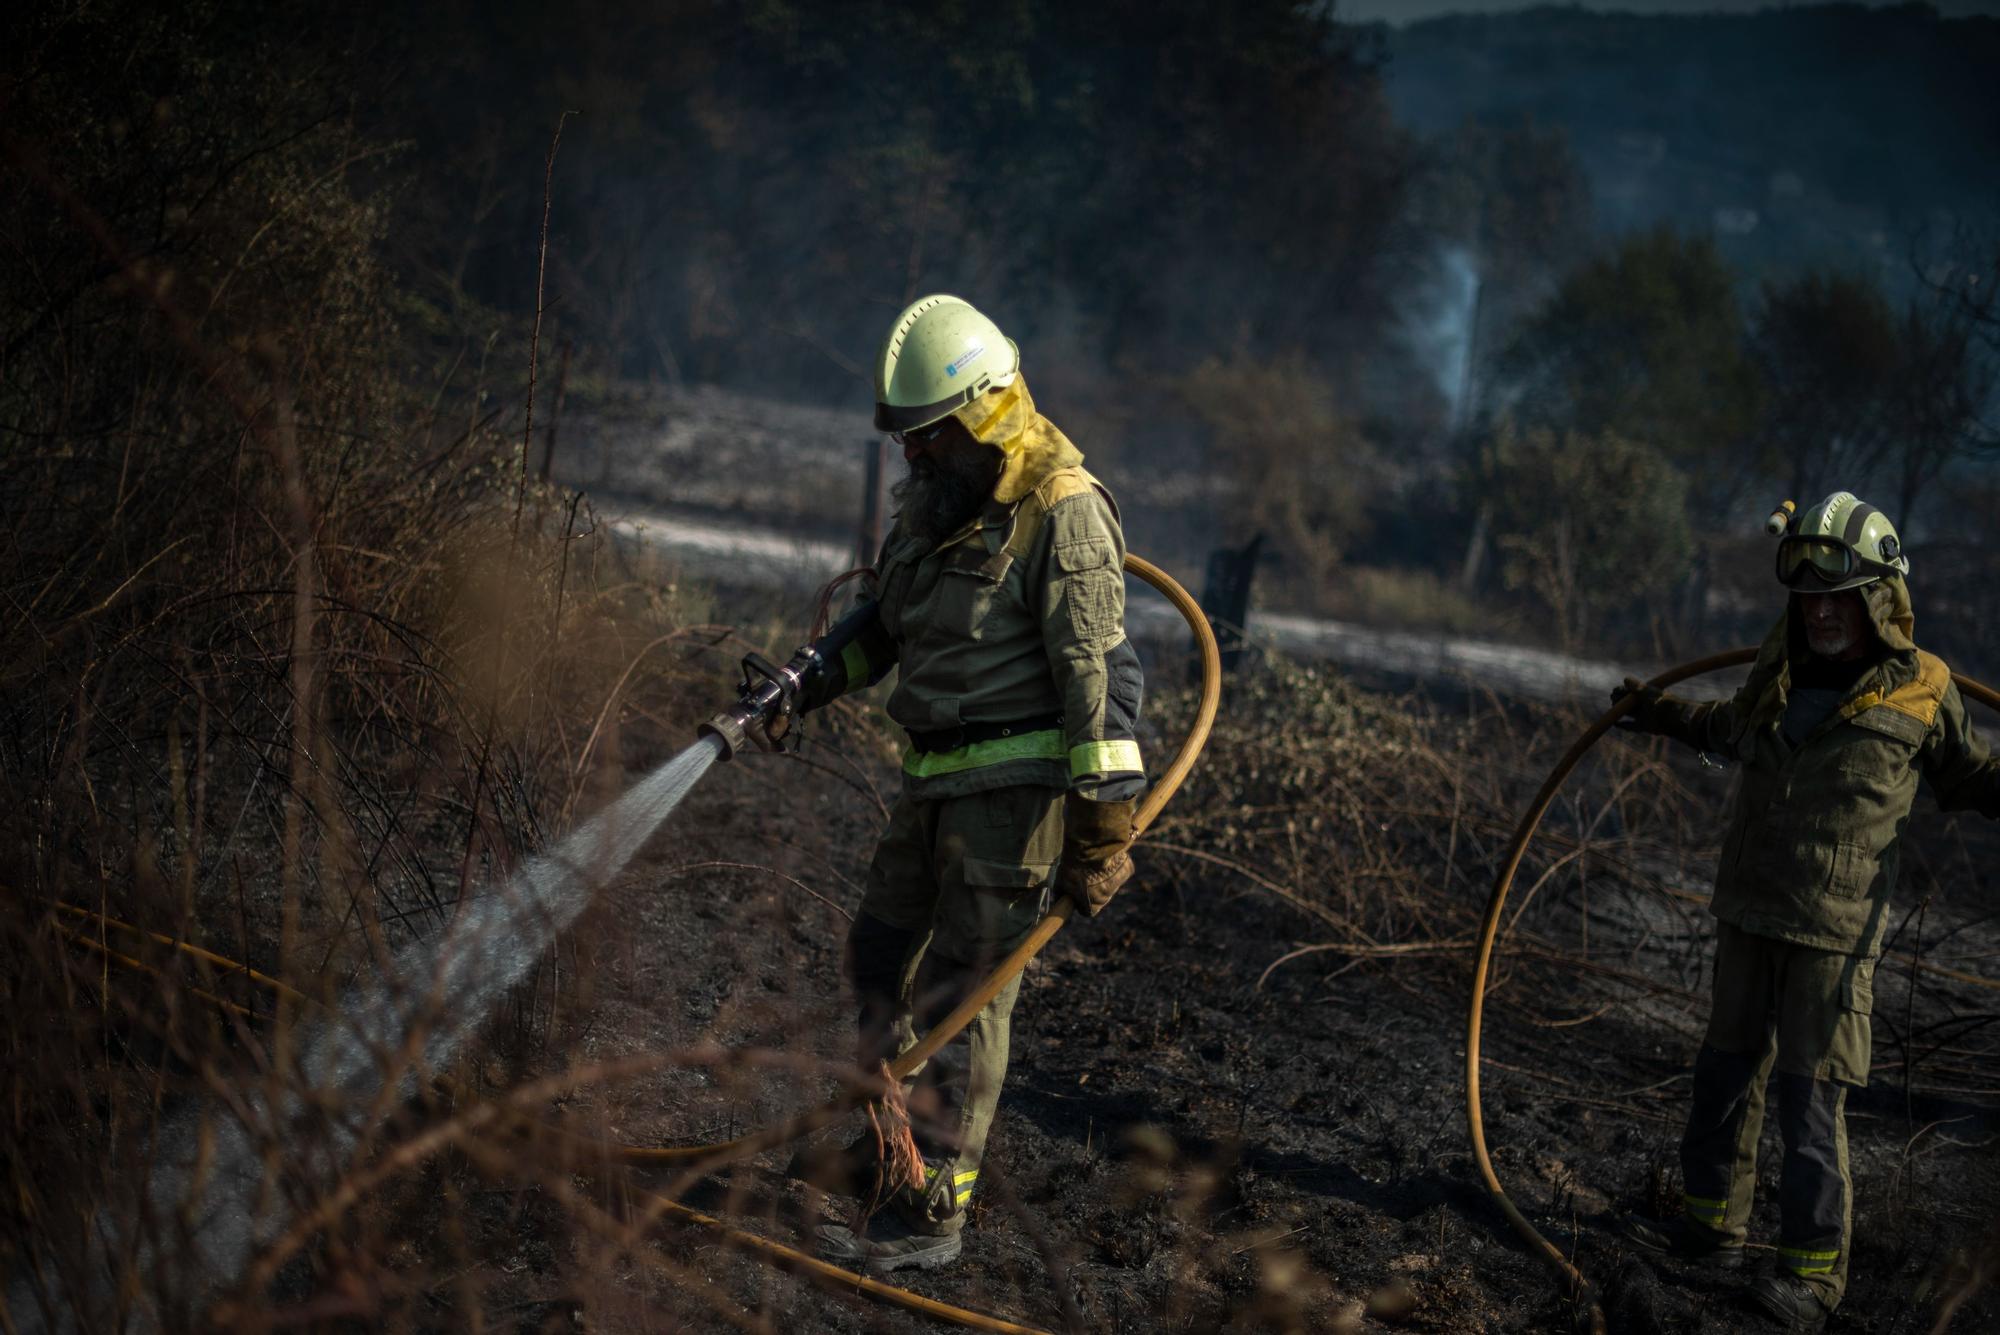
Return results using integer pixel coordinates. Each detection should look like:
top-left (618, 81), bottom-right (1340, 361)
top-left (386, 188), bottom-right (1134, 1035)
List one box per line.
top-left (932, 544), bottom-right (1015, 638)
top-left (1825, 708), bottom-right (1924, 790)
top-left (875, 547), bottom-right (921, 640)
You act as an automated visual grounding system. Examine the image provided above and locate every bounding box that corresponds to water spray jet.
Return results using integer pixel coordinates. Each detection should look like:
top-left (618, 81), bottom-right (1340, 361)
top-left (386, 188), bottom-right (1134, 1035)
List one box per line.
top-left (11, 735), bottom-right (726, 1332)
top-left (15, 553), bottom-right (1219, 1335)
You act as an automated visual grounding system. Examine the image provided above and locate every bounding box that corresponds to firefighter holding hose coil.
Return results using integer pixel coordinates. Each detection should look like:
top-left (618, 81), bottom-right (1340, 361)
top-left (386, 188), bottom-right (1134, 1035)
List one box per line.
top-left (1614, 492), bottom-right (2000, 1332)
top-left (733, 295), bottom-right (1146, 1273)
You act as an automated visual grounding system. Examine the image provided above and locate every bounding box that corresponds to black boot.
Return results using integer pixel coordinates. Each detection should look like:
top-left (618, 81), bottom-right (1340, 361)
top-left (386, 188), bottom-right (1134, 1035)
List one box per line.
top-left (1746, 1272), bottom-right (1831, 1332)
top-left (816, 1212), bottom-right (963, 1274)
top-left (1622, 1213), bottom-right (1745, 1270)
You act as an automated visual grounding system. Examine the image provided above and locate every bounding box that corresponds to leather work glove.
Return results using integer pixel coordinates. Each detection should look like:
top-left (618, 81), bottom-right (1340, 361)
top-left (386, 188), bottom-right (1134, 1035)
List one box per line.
top-left (1611, 676), bottom-right (1664, 733)
top-left (1056, 792), bottom-right (1137, 917)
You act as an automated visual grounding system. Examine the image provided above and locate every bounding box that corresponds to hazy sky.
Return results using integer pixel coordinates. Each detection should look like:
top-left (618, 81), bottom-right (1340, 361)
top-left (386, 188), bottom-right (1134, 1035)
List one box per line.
top-left (1340, 1), bottom-right (2000, 23)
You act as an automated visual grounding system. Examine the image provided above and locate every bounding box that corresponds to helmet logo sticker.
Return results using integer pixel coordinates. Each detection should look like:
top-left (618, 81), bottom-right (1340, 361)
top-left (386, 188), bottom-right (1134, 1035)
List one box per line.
top-left (944, 344), bottom-right (986, 378)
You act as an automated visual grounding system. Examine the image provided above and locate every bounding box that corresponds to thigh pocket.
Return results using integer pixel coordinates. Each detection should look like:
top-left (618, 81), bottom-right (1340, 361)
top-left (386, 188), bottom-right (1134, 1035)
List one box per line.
top-left (937, 856), bottom-right (1054, 963)
top-left (1825, 841), bottom-right (1882, 901)
top-left (1823, 959), bottom-right (1875, 1087)
top-left (963, 856), bottom-right (1055, 895)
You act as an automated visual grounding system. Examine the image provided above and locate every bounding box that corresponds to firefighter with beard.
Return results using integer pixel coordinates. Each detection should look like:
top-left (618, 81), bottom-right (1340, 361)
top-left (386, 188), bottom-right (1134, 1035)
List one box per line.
top-left (1617, 492), bottom-right (2000, 1332)
top-left (787, 295), bottom-right (1146, 1273)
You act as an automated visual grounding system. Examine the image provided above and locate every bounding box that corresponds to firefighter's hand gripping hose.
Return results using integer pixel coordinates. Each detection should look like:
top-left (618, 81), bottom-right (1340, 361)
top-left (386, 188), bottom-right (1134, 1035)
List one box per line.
top-left (1466, 651), bottom-right (2000, 1335)
top-left (45, 552), bottom-right (1219, 1335)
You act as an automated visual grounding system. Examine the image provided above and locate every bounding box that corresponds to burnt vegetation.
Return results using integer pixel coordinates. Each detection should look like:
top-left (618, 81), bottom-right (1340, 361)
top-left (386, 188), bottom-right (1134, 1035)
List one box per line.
top-left (3, 1), bottom-right (1999, 1332)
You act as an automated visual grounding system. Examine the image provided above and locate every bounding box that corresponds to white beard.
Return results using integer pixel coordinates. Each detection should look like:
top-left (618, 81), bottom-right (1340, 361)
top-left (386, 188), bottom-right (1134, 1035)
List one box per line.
top-left (1805, 624), bottom-right (1859, 658)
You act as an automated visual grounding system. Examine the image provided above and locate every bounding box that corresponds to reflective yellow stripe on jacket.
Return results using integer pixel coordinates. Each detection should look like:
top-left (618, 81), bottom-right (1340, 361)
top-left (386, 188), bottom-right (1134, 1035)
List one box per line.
top-left (902, 732), bottom-right (1145, 782)
top-left (841, 641), bottom-right (872, 692)
top-left (902, 730), bottom-right (1067, 779)
top-left (1071, 738), bottom-right (1142, 779)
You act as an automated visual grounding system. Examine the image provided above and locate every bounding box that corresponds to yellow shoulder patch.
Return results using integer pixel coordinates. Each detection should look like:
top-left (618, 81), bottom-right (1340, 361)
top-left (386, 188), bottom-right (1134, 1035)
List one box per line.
top-left (1032, 466), bottom-right (1094, 507)
top-left (1007, 466), bottom-right (1119, 561)
top-left (1879, 650), bottom-right (1951, 728)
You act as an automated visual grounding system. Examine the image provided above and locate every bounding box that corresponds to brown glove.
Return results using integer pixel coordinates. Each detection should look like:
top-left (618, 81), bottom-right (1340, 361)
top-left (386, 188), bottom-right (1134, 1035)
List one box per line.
top-left (1056, 792), bottom-right (1137, 917)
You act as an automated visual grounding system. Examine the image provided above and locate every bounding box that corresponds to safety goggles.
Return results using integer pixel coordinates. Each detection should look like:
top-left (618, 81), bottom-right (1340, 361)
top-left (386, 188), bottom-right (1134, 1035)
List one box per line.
top-left (1775, 535), bottom-right (1864, 588)
top-left (892, 419), bottom-right (952, 450)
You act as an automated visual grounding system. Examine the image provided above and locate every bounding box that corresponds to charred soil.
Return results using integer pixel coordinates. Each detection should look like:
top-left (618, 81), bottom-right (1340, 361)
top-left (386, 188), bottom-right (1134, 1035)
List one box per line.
top-left (431, 667), bottom-right (2000, 1334)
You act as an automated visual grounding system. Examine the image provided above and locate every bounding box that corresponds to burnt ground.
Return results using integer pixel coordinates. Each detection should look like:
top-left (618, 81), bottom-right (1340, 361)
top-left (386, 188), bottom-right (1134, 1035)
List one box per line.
top-left (415, 676), bottom-right (2000, 1335)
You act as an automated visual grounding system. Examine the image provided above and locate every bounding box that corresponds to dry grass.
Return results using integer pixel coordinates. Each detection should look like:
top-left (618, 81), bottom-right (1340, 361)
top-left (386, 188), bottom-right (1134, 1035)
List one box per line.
top-left (3, 21), bottom-right (1995, 1329)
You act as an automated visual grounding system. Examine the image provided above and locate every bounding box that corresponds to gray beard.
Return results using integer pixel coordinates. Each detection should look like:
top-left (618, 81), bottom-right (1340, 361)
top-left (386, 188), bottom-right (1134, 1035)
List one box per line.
top-left (893, 451), bottom-right (998, 547)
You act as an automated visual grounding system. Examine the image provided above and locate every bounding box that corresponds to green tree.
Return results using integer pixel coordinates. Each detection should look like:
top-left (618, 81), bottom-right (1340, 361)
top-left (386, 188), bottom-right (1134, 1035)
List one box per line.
top-left (1747, 271), bottom-right (1901, 500)
top-left (1497, 229), bottom-right (1761, 516)
top-left (1885, 301), bottom-right (1995, 519)
top-left (379, 0), bottom-right (1414, 401)
top-left (1478, 424), bottom-right (1693, 650)
top-left (1749, 268), bottom-right (1995, 518)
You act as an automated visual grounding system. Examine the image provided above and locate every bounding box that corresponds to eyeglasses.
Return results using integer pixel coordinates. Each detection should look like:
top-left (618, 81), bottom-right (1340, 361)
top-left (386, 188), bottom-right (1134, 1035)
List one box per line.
top-left (892, 420), bottom-right (951, 449)
top-left (1775, 536), bottom-right (1859, 588)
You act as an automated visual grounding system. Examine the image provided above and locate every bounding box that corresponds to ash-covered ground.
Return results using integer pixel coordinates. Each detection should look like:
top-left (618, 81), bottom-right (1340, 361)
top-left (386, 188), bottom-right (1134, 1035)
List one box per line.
top-left (371, 386), bottom-right (2000, 1334)
top-left (421, 664), bottom-right (2000, 1335)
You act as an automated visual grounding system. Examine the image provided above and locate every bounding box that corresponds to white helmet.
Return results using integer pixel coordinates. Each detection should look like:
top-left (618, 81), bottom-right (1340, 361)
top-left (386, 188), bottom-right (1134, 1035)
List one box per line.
top-left (873, 294), bottom-right (1020, 433)
top-left (1775, 490), bottom-right (1911, 592)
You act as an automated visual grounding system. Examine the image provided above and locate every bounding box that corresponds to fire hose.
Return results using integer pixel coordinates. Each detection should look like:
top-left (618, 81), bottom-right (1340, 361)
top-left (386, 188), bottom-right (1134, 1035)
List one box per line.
top-left (44, 552), bottom-right (1220, 1335)
top-left (1467, 650), bottom-right (2000, 1335)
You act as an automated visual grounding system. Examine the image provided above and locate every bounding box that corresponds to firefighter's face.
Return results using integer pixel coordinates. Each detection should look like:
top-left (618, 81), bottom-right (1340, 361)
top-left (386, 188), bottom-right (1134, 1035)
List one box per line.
top-left (891, 419), bottom-right (999, 544)
top-left (1799, 589), bottom-right (1870, 661)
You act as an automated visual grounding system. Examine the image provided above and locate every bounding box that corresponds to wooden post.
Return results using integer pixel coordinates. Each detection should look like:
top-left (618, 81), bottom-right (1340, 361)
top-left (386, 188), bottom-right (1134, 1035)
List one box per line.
top-left (538, 337), bottom-right (573, 481)
top-left (856, 436), bottom-right (890, 569)
top-left (1458, 500), bottom-right (1491, 592)
top-left (1199, 532), bottom-right (1263, 679)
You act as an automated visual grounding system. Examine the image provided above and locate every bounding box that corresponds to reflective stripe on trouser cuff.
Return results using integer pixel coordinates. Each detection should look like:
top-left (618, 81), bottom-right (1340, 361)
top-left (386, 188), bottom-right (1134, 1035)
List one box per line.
top-left (1069, 738), bottom-right (1142, 780)
top-left (1779, 1245), bottom-right (1840, 1275)
top-left (1682, 1193), bottom-right (1728, 1226)
top-left (926, 1166), bottom-right (978, 1207)
top-left (842, 641), bottom-right (870, 691)
top-left (902, 729), bottom-right (1065, 779)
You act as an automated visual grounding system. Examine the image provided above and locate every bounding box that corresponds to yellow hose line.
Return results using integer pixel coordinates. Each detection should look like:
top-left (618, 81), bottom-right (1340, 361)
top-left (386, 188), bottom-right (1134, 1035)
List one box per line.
top-left (889, 554), bottom-right (1220, 1081)
top-left (525, 555), bottom-right (1219, 1333)
top-left (615, 553), bottom-right (1222, 1162)
top-left (640, 1195), bottom-right (1053, 1335)
top-left (39, 550), bottom-right (1219, 1335)
top-left (47, 912), bottom-right (1056, 1332)
top-left (58, 928), bottom-right (263, 1022)
top-left (1467, 652), bottom-right (2000, 1334)
top-left (50, 901), bottom-right (309, 1005)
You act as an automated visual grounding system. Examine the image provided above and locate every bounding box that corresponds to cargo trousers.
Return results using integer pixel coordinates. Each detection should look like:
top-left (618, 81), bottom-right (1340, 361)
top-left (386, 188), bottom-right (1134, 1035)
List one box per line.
top-left (845, 783), bottom-right (1064, 1233)
top-left (1680, 921), bottom-right (1876, 1307)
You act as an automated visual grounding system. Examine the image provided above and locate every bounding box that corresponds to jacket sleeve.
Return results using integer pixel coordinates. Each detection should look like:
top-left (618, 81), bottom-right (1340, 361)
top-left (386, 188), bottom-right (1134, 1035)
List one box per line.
top-left (1642, 694), bottom-right (1742, 754)
top-left (798, 596), bottom-right (899, 714)
top-left (1920, 683), bottom-right (2000, 819)
top-left (1036, 490), bottom-right (1146, 798)
top-left (1634, 650), bottom-right (1780, 757)
top-left (1632, 683), bottom-right (1744, 755)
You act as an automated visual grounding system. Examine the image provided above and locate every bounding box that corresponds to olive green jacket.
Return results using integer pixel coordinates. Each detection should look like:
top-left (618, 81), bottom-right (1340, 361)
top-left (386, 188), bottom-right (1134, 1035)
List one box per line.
top-left (809, 376), bottom-right (1145, 802)
top-left (1637, 576), bottom-right (2000, 956)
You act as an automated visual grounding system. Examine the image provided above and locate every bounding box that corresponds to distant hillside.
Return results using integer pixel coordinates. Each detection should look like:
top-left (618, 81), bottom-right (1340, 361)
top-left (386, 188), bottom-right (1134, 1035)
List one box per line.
top-left (1375, 4), bottom-right (2000, 288)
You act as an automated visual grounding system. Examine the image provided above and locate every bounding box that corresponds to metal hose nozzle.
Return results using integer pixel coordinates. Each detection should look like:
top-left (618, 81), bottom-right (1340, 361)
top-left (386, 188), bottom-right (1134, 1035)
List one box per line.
top-left (697, 649), bottom-right (817, 760)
